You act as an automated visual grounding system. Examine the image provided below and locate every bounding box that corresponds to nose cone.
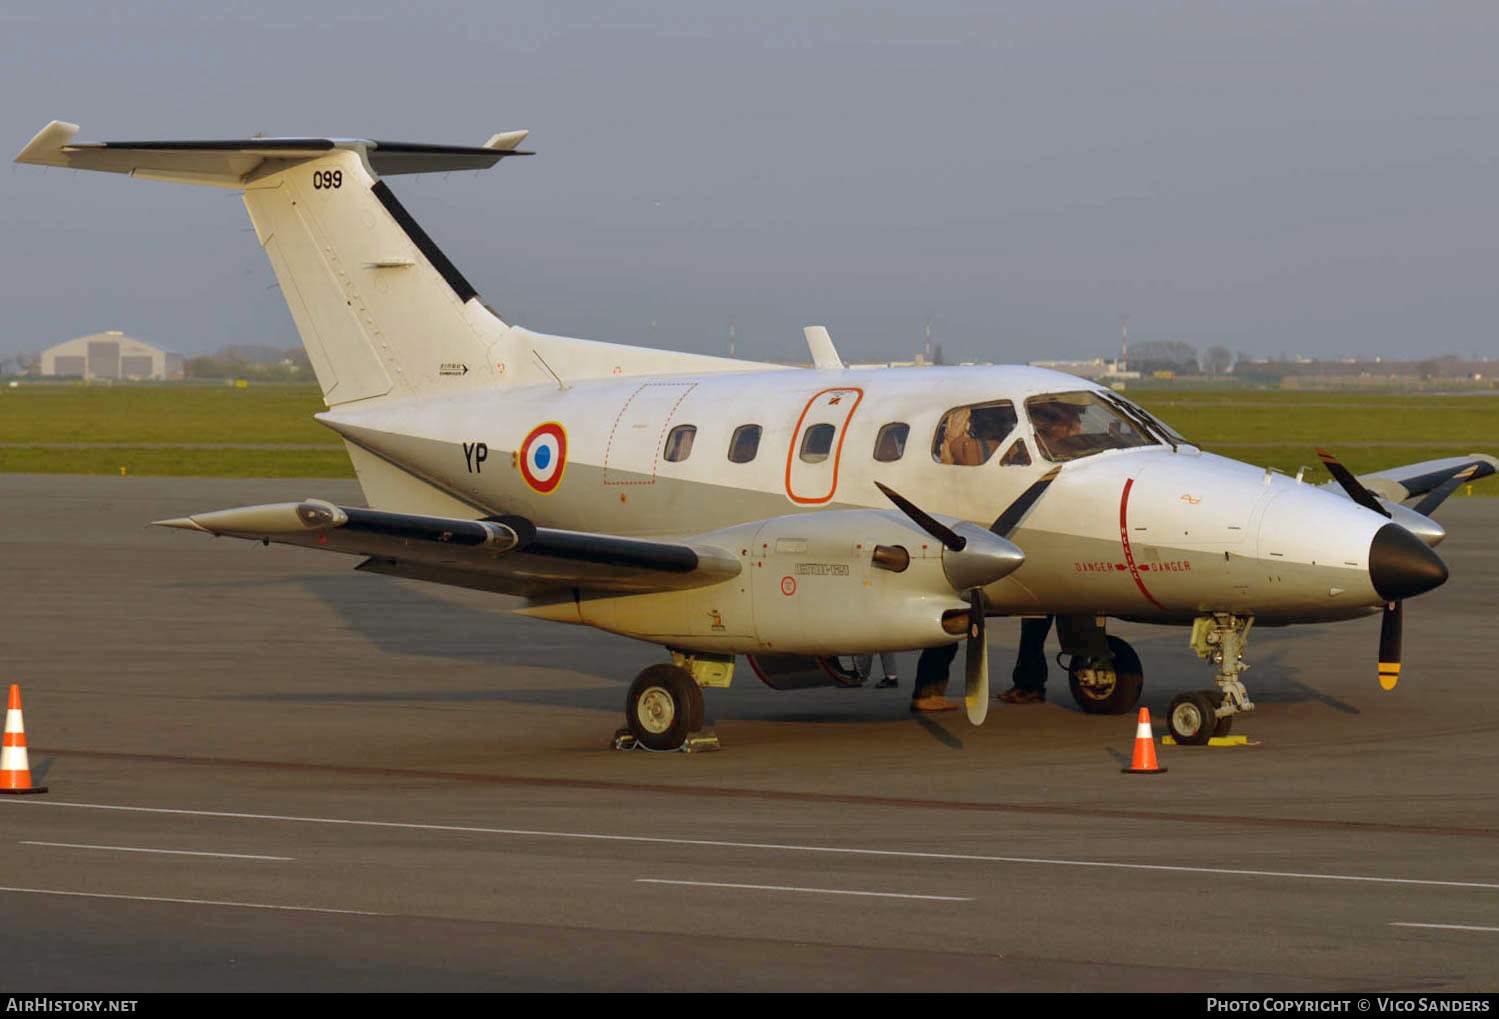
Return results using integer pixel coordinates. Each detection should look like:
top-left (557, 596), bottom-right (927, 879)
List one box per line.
top-left (1369, 523), bottom-right (1448, 601)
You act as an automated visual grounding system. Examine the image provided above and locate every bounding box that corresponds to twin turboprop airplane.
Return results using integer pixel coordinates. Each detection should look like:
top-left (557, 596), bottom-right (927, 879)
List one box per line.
top-left (18, 121), bottom-right (1495, 751)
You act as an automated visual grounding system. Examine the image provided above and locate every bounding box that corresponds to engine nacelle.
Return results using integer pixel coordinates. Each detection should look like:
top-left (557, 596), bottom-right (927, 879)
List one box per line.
top-left (535, 509), bottom-right (996, 655)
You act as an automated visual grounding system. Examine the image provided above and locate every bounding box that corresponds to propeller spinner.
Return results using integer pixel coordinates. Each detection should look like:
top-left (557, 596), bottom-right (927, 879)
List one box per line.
top-left (875, 467), bottom-right (1061, 723)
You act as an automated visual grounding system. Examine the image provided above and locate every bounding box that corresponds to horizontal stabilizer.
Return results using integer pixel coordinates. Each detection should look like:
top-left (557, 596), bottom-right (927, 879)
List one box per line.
top-left (15, 121), bottom-right (530, 186)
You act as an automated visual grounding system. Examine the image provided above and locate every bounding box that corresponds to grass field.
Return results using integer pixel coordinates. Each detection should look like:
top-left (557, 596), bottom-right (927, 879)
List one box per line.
top-left (1, 380), bottom-right (1494, 494)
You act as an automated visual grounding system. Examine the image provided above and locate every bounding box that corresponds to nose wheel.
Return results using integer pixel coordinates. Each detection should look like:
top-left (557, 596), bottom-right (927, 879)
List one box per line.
top-left (625, 664), bottom-right (705, 751)
top-left (1166, 689), bottom-right (1232, 745)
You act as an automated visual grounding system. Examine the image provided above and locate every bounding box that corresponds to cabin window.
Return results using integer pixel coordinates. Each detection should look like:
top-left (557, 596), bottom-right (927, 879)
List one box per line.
top-left (663, 424), bottom-right (697, 463)
top-left (728, 424), bottom-right (762, 463)
top-left (931, 401), bottom-right (1018, 466)
top-left (873, 423), bottom-right (909, 462)
top-left (799, 423), bottom-right (837, 463)
top-left (1026, 392), bottom-right (1156, 463)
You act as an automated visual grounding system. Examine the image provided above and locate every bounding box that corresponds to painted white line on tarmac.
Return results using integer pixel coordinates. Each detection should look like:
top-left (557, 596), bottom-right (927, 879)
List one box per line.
top-left (1390, 922), bottom-right (1499, 933)
top-left (0, 885), bottom-right (379, 914)
top-left (22, 841), bottom-right (294, 860)
top-left (10, 799), bottom-right (1499, 892)
top-left (637, 879), bottom-right (971, 901)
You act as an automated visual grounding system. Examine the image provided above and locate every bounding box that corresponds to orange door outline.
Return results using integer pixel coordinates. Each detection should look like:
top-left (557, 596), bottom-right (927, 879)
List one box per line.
top-left (784, 387), bottom-right (864, 504)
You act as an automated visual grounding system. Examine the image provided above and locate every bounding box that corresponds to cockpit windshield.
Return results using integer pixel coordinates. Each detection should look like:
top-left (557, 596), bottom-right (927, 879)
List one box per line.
top-left (1025, 391), bottom-right (1159, 462)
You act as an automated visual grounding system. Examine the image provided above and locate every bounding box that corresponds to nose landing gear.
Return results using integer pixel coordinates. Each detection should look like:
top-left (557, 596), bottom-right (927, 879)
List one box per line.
top-left (1169, 613), bottom-right (1254, 745)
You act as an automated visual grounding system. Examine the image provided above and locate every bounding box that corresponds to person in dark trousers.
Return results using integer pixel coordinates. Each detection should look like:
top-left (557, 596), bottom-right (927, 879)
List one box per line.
top-left (998, 615), bottom-right (1053, 703)
top-left (910, 643), bottom-right (960, 711)
top-left (911, 616), bottom-right (1055, 711)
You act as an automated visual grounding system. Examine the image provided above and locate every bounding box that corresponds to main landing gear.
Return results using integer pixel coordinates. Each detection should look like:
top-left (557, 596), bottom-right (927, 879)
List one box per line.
top-left (625, 664), bottom-right (704, 751)
top-left (1066, 634), bottom-right (1145, 715)
top-left (1168, 613), bottom-right (1255, 745)
top-left (621, 652), bottom-right (731, 751)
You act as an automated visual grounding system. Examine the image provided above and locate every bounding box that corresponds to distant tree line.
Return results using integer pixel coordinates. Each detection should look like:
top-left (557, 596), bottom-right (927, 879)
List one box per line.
top-left (185, 345), bottom-right (313, 381)
top-left (1128, 340), bottom-right (1239, 376)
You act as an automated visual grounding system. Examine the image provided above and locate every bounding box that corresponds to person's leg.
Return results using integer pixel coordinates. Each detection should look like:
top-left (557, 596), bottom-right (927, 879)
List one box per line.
top-left (875, 651), bottom-right (899, 688)
top-left (1000, 616), bottom-right (1052, 703)
top-left (912, 643), bottom-right (959, 710)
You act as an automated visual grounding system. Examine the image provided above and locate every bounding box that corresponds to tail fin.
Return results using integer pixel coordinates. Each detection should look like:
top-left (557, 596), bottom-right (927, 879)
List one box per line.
top-left (15, 121), bottom-right (530, 407)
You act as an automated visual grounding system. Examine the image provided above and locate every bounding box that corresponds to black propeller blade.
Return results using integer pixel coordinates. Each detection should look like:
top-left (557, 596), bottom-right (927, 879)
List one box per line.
top-left (1378, 601), bottom-right (1402, 691)
top-left (989, 466), bottom-right (1062, 539)
top-left (964, 589), bottom-right (989, 724)
top-left (1316, 448), bottom-right (1391, 518)
top-left (873, 481), bottom-right (966, 551)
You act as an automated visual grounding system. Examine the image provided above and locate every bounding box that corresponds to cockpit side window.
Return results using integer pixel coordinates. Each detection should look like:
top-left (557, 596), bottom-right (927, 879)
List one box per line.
top-left (1000, 438), bottom-right (1032, 466)
top-left (1025, 391), bottom-right (1156, 463)
top-left (728, 424), bottom-right (762, 463)
top-left (873, 422), bottom-right (909, 462)
top-left (931, 401), bottom-right (1018, 466)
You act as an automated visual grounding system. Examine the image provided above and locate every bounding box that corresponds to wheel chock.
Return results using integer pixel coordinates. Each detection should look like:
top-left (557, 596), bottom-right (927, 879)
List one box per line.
top-left (681, 729), bottom-right (720, 753)
top-left (1161, 734), bottom-right (1259, 747)
top-left (610, 728), bottom-right (720, 753)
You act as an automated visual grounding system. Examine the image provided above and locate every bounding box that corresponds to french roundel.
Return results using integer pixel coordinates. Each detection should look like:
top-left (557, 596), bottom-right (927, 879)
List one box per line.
top-left (520, 422), bottom-right (567, 494)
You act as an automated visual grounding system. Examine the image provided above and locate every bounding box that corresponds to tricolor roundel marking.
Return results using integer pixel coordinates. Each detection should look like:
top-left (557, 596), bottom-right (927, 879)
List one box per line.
top-left (519, 422), bottom-right (568, 494)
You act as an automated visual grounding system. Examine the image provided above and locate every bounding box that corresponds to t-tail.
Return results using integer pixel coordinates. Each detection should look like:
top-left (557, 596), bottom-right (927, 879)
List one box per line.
top-left (15, 121), bottom-right (531, 407)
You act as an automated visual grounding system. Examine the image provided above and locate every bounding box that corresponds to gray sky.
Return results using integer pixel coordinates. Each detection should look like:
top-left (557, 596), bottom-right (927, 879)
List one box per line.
top-left (3, 1), bottom-right (1496, 365)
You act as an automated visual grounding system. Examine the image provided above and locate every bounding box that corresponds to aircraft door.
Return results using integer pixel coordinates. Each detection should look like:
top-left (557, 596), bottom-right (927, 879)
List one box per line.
top-left (602, 381), bottom-right (697, 485)
top-left (784, 388), bottom-right (863, 505)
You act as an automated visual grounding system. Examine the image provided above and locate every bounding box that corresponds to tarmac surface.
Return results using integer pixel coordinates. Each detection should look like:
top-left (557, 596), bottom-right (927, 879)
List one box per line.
top-left (2, 474), bottom-right (1497, 993)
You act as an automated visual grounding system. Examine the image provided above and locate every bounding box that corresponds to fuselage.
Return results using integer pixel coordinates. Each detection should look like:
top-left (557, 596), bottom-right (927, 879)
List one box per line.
top-left (321, 361), bottom-right (1405, 628)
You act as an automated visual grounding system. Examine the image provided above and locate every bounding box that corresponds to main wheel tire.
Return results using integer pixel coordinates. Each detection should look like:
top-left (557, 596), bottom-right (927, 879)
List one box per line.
top-left (626, 665), bottom-right (704, 751)
top-left (1167, 690), bottom-right (1219, 746)
top-left (1067, 635), bottom-right (1144, 715)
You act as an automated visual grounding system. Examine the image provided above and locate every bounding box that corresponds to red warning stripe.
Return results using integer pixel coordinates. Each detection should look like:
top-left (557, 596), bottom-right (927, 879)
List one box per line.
top-left (1119, 478), bottom-right (1165, 610)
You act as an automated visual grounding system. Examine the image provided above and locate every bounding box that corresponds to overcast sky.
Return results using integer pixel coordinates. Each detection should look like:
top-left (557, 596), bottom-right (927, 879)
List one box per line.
top-left (3, 1), bottom-right (1495, 365)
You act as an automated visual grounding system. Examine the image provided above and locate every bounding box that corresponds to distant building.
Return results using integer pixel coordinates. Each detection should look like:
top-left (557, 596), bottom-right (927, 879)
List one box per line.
top-left (40, 331), bottom-right (183, 380)
top-left (1027, 357), bottom-right (1140, 381)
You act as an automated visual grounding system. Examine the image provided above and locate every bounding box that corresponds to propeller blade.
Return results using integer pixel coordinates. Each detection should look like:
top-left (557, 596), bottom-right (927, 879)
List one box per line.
top-left (1411, 463), bottom-right (1481, 517)
top-left (1316, 448), bottom-right (1391, 518)
top-left (874, 481), bottom-right (966, 551)
top-left (989, 466), bottom-right (1062, 539)
top-left (964, 590), bottom-right (989, 724)
top-left (1378, 601), bottom-right (1402, 691)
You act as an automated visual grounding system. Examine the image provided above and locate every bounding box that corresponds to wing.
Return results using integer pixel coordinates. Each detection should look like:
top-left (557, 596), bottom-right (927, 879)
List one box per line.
top-left (154, 500), bottom-right (740, 598)
top-left (1354, 454), bottom-right (1497, 508)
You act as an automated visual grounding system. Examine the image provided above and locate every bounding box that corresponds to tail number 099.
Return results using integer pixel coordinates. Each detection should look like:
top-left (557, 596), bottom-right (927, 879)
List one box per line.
top-left (312, 170), bottom-right (343, 190)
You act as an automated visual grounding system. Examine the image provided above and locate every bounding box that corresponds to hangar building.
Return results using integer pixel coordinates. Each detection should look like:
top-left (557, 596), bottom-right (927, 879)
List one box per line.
top-left (41, 331), bottom-right (184, 380)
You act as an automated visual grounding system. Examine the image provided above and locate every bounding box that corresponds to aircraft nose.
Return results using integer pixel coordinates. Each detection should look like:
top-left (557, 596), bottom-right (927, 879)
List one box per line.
top-left (1369, 522), bottom-right (1449, 601)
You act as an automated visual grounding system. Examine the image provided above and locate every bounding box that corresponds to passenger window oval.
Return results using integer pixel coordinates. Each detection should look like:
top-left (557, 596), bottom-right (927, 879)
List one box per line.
top-left (663, 424), bottom-right (697, 463)
top-left (728, 424), bottom-right (762, 463)
top-left (799, 423), bottom-right (836, 463)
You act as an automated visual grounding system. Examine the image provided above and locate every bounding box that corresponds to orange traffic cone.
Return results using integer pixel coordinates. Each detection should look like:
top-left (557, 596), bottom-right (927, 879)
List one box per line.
top-left (1121, 707), bottom-right (1166, 774)
top-left (1, 685), bottom-right (48, 795)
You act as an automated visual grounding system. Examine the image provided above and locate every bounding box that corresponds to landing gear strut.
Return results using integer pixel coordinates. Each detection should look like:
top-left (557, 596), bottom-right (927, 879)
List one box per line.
top-left (1169, 614), bottom-right (1254, 745)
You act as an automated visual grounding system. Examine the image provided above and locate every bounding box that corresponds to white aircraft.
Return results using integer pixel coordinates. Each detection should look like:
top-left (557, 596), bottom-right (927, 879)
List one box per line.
top-left (17, 121), bottom-right (1494, 750)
